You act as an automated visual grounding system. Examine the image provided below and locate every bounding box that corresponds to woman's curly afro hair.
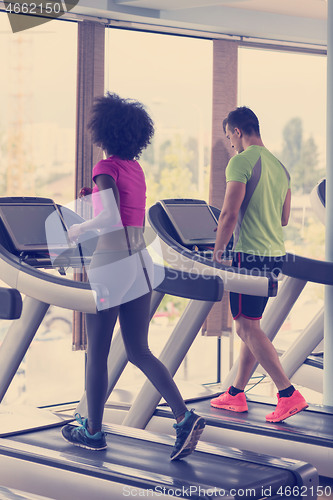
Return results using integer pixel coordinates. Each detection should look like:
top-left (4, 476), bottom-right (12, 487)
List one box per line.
top-left (88, 92), bottom-right (154, 160)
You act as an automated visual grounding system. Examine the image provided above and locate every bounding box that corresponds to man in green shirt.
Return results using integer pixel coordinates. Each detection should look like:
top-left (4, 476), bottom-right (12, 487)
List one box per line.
top-left (210, 107), bottom-right (308, 422)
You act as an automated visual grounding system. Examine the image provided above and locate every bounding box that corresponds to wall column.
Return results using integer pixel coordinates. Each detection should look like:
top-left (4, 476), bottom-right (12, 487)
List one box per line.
top-left (75, 20), bottom-right (105, 197)
top-left (324, 0), bottom-right (333, 406)
top-left (73, 20), bottom-right (105, 350)
top-left (202, 40), bottom-right (238, 354)
top-left (209, 39), bottom-right (238, 209)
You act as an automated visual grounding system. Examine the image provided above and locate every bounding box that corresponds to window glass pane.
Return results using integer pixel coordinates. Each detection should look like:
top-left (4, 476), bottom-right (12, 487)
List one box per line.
top-left (105, 29), bottom-right (212, 206)
top-left (239, 47), bottom-right (326, 401)
top-left (0, 14), bottom-right (84, 407)
top-left (238, 47), bottom-right (326, 260)
top-left (0, 15), bottom-right (77, 203)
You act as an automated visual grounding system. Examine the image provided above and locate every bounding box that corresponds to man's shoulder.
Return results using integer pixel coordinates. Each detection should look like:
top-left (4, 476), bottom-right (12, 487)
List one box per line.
top-left (226, 152), bottom-right (253, 183)
top-left (260, 148), bottom-right (290, 180)
top-left (228, 147), bottom-right (260, 169)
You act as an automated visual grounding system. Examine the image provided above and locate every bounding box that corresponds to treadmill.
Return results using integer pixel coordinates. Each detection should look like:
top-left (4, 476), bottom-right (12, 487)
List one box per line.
top-left (249, 179), bottom-right (328, 393)
top-left (121, 198), bottom-right (332, 479)
top-left (0, 196), bottom-right (318, 499)
top-left (284, 178), bottom-right (327, 388)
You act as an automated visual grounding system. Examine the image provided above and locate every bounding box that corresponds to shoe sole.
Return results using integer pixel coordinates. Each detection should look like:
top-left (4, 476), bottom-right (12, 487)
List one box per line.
top-left (62, 429), bottom-right (107, 451)
top-left (210, 402), bottom-right (248, 412)
top-left (170, 417), bottom-right (205, 461)
top-left (266, 403), bottom-right (309, 423)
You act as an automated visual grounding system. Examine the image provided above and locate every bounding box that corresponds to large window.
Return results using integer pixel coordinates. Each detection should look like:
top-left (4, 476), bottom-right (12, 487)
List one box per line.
top-left (0, 21), bottom-right (327, 406)
top-left (0, 13), bottom-right (83, 406)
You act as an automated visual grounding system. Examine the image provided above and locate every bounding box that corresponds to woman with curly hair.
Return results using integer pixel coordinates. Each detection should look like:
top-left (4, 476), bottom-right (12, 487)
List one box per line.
top-left (61, 93), bottom-right (205, 460)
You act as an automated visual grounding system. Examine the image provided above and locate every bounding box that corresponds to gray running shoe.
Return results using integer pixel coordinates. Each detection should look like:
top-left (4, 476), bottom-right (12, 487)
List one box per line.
top-left (62, 413), bottom-right (107, 451)
top-left (170, 409), bottom-right (205, 460)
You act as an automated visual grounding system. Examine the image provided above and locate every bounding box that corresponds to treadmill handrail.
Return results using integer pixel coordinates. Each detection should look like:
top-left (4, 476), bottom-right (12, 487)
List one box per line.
top-left (148, 202), bottom-right (279, 297)
top-left (156, 266), bottom-right (223, 302)
top-left (0, 242), bottom-right (92, 291)
top-left (148, 202), bottom-right (278, 281)
top-left (282, 253), bottom-right (333, 285)
top-left (0, 242), bottom-right (223, 306)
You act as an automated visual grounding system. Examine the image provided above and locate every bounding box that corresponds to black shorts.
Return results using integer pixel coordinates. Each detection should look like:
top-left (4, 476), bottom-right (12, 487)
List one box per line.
top-left (229, 252), bottom-right (284, 320)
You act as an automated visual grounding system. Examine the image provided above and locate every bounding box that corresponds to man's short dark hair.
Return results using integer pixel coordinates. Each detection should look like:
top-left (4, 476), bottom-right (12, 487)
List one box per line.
top-left (223, 106), bottom-right (260, 136)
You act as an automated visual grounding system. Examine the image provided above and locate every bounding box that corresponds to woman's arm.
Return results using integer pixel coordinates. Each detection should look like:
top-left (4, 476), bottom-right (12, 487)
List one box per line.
top-left (68, 174), bottom-right (121, 241)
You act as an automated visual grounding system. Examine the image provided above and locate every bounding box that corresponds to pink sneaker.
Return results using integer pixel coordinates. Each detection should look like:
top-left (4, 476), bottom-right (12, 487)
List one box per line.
top-left (210, 387), bottom-right (248, 412)
top-left (266, 390), bottom-right (308, 423)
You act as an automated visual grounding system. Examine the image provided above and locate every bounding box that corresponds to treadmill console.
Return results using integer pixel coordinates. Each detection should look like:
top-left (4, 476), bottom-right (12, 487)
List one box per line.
top-left (158, 199), bottom-right (233, 259)
top-left (318, 178), bottom-right (326, 207)
top-left (0, 197), bottom-right (95, 270)
top-left (310, 179), bottom-right (326, 226)
top-left (0, 198), bottom-right (71, 254)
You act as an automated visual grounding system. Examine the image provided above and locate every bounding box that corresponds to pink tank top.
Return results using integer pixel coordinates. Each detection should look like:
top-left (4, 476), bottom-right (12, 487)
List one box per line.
top-left (92, 156), bottom-right (146, 227)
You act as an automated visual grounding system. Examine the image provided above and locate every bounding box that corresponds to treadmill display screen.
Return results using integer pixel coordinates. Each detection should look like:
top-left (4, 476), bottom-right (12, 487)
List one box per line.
top-left (160, 202), bottom-right (218, 246)
top-left (0, 201), bottom-right (71, 253)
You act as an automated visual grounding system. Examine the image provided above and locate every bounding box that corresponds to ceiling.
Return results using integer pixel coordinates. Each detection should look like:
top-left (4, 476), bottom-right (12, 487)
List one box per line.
top-left (74, 0), bottom-right (328, 48)
top-left (113, 0), bottom-right (327, 20)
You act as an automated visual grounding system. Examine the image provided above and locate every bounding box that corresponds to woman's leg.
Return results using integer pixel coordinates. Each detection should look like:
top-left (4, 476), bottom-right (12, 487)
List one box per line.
top-left (85, 306), bottom-right (119, 434)
top-left (84, 249), bottom-right (136, 434)
top-left (119, 292), bottom-right (187, 421)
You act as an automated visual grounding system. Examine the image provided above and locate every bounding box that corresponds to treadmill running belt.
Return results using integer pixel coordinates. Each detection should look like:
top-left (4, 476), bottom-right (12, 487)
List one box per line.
top-left (156, 398), bottom-right (333, 448)
top-left (6, 425), bottom-right (303, 499)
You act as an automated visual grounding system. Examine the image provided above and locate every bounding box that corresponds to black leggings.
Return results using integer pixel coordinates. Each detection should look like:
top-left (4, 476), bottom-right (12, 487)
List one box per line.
top-left (85, 291), bottom-right (187, 432)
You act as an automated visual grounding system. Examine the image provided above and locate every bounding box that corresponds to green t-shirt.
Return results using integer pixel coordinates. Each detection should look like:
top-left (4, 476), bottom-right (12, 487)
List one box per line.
top-left (226, 145), bottom-right (290, 257)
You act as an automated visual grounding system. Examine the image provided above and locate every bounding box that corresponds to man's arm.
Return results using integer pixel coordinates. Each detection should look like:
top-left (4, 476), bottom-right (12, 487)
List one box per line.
top-left (213, 181), bottom-right (246, 262)
top-left (281, 188), bottom-right (291, 226)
